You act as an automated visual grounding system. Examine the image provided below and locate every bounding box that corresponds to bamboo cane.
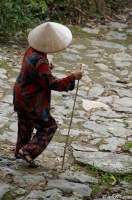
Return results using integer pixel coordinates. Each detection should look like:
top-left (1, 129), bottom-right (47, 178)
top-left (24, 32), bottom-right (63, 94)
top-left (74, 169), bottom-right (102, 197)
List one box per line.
top-left (61, 63), bottom-right (84, 171)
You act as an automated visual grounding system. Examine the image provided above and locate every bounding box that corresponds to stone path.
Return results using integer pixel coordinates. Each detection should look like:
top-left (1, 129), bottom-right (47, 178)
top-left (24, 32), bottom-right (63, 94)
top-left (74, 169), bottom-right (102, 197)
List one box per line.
top-left (0, 14), bottom-right (132, 200)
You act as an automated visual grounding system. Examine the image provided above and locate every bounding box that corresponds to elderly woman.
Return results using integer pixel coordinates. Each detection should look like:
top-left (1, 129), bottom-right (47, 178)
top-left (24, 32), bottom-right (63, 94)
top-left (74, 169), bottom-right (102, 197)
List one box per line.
top-left (13, 22), bottom-right (83, 167)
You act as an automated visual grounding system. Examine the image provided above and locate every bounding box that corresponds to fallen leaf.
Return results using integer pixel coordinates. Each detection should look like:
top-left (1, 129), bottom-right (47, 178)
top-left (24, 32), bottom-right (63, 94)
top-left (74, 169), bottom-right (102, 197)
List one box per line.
top-left (110, 174), bottom-right (117, 185)
top-left (100, 162), bottom-right (110, 166)
top-left (66, 70), bottom-right (71, 73)
top-left (81, 63), bottom-right (86, 68)
top-left (73, 191), bottom-right (80, 197)
top-left (117, 144), bottom-right (123, 147)
top-left (84, 87), bottom-right (90, 91)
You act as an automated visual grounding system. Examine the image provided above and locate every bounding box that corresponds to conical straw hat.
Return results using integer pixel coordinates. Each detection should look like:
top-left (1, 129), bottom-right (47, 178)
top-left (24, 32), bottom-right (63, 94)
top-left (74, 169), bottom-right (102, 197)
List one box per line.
top-left (28, 22), bottom-right (72, 53)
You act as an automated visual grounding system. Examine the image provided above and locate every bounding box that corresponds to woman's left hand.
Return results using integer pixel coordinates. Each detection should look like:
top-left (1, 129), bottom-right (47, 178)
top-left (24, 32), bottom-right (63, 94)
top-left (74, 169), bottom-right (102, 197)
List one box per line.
top-left (49, 62), bottom-right (55, 70)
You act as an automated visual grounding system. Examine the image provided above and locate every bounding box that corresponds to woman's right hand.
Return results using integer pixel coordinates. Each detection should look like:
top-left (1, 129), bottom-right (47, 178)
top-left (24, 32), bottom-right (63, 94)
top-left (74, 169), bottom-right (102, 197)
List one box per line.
top-left (73, 70), bottom-right (84, 80)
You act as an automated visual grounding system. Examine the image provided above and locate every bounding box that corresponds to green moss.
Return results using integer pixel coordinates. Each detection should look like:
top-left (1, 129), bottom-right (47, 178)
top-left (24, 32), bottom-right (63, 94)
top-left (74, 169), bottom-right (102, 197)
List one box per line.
top-left (91, 187), bottom-right (100, 197)
top-left (53, 134), bottom-right (72, 143)
top-left (2, 192), bottom-right (15, 200)
top-left (124, 174), bottom-right (132, 184)
top-left (122, 141), bottom-right (132, 153)
top-left (0, 60), bottom-right (19, 78)
top-left (70, 26), bottom-right (98, 38)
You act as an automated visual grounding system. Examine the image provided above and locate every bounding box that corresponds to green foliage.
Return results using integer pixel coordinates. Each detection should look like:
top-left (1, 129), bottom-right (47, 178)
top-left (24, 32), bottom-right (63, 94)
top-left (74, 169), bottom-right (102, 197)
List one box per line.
top-left (128, 142), bottom-right (132, 148)
top-left (91, 187), bottom-right (99, 197)
top-left (0, 0), bottom-right (46, 37)
top-left (106, 0), bottom-right (116, 3)
top-left (92, 12), bottom-right (102, 19)
top-left (124, 175), bottom-right (132, 184)
top-left (0, 0), bottom-right (127, 38)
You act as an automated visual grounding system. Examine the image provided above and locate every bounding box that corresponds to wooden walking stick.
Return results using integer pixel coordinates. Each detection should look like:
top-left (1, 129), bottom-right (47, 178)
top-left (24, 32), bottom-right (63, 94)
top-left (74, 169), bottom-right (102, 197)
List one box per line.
top-left (61, 63), bottom-right (84, 171)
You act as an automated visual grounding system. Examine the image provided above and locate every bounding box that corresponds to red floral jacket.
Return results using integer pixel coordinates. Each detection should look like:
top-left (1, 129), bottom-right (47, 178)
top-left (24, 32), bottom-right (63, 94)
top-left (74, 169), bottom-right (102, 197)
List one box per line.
top-left (13, 47), bottom-right (75, 120)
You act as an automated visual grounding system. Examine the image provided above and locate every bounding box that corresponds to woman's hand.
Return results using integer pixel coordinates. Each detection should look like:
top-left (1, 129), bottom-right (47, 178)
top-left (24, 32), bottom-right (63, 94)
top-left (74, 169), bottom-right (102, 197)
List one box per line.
top-left (73, 69), bottom-right (84, 80)
top-left (49, 62), bottom-right (55, 70)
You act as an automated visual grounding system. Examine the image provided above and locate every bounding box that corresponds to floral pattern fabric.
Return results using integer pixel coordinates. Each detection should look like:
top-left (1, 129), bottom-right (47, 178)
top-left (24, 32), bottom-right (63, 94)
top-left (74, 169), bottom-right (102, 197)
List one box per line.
top-left (15, 112), bottom-right (58, 159)
top-left (13, 47), bottom-right (75, 120)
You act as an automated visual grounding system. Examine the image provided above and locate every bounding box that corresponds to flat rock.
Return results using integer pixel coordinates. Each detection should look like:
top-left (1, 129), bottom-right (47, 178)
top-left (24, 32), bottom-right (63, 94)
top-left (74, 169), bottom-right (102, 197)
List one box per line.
top-left (71, 144), bottom-right (98, 152)
top-left (13, 188), bottom-right (26, 195)
top-left (82, 99), bottom-right (109, 111)
top-left (87, 84), bottom-right (105, 98)
top-left (0, 68), bottom-right (7, 79)
top-left (90, 108), bottom-right (127, 121)
top-left (70, 44), bottom-right (86, 49)
top-left (83, 120), bottom-right (130, 138)
top-left (47, 179), bottom-right (92, 197)
top-left (115, 61), bottom-right (131, 68)
top-left (87, 49), bottom-right (105, 53)
top-left (2, 95), bottom-right (13, 104)
top-left (82, 27), bottom-right (100, 34)
top-left (0, 181), bottom-right (13, 199)
top-left (18, 189), bottom-right (63, 200)
top-left (106, 31), bottom-right (127, 40)
top-left (14, 174), bottom-right (45, 187)
top-left (44, 142), bottom-right (64, 157)
top-left (108, 22), bottom-right (128, 29)
top-left (97, 96), bottom-right (119, 105)
top-left (90, 138), bottom-right (102, 145)
top-left (56, 66), bottom-right (65, 71)
top-left (100, 72), bottom-right (119, 81)
top-left (61, 53), bottom-right (82, 61)
top-left (8, 77), bottom-right (16, 83)
top-left (128, 45), bottom-right (132, 50)
top-left (58, 170), bottom-right (98, 184)
top-left (73, 151), bottom-right (132, 174)
top-left (61, 129), bottom-right (81, 137)
top-left (52, 105), bottom-right (72, 116)
top-left (0, 166), bottom-right (21, 176)
top-left (0, 79), bottom-right (11, 88)
top-left (1, 131), bottom-right (17, 143)
top-left (105, 81), bottom-right (125, 87)
top-left (99, 137), bottom-right (125, 152)
top-left (61, 197), bottom-right (81, 200)
top-left (95, 197), bottom-right (120, 200)
top-left (53, 73), bottom-right (66, 79)
top-left (91, 40), bottom-right (126, 50)
top-left (126, 120), bottom-right (132, 128)
top-left (112, 97), bottom-right (132, 113)
top-left (110, 88), bottom-right (132, 98)
top-left (94, 63), bottom-right (109, 70)
top-left (77, 90), bottom-right (88, 98)
top-left (109, 52), bottom-right (132, 61)
top-left (12, 69), bottom-right (20, 72)
top-left (0, 103), bottom-right (13, 117)
top-left (9, 121), bottom-right (17, 132)
top-left (52, 90), bottom-right (65, 97)
top-left (67, 48), bottom-right (80, 53)
top-left (120, 70), bottom-right (129, 76)
top-left (0, 116), bottom-right (9, 129)
top-left (106, 121), bottom-right (131, 137)
top-left (86, 53), bottom-right (99, 58)
top-left (82, 121), bottom-right (111, 137)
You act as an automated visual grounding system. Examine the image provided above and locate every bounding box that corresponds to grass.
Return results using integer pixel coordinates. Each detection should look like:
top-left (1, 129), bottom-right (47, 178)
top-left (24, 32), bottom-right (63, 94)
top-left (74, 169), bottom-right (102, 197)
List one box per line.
top-left (81, 163), bottom-right (132, 198)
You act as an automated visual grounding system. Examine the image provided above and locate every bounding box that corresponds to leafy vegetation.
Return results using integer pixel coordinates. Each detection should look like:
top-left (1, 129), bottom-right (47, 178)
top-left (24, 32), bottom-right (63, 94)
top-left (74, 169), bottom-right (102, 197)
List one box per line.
top-left (0, 0), bottom-right (130, 37)
top-left (83, 163), bottom-right (132, 196)
top-left (0, 0), bottom-right (46, 37)
top-left (71, 161), bottom-right (132, 198)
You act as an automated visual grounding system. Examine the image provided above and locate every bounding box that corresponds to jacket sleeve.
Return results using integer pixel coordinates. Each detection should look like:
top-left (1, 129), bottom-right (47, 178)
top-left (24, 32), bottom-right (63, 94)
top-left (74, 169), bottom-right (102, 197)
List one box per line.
top-left (36, 62), bottom-right (75, 92)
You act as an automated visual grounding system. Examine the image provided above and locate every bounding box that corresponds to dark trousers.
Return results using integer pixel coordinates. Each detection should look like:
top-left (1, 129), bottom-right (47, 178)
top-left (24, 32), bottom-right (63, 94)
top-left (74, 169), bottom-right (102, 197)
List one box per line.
top-left (15, 112), bottom-right (58, 159)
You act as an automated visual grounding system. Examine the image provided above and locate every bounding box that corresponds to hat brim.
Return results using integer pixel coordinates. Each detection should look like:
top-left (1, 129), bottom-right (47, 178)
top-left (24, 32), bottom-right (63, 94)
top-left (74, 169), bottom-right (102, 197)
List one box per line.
top-left (28, 22), bottom-right (72, 53)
